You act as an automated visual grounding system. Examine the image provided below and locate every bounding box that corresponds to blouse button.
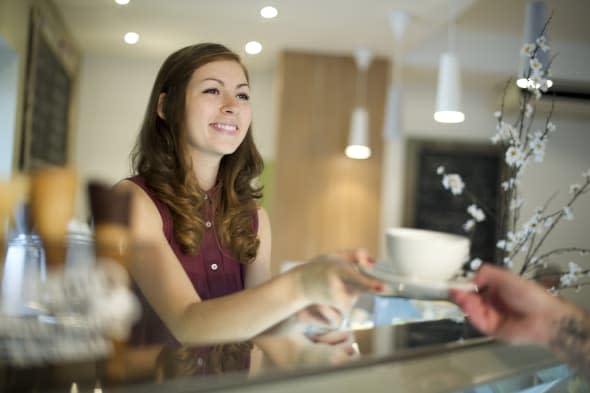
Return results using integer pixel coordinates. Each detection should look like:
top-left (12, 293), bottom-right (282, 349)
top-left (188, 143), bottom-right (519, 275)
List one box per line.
top-left (205, 221), bottom-right (212, 228)
top-left (211, 263), bottom-right (218, 271)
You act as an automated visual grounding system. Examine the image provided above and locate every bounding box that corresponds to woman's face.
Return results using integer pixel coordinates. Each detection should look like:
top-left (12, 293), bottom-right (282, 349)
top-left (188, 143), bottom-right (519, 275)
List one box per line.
top-left (183, 60), bottom-right (252, 159)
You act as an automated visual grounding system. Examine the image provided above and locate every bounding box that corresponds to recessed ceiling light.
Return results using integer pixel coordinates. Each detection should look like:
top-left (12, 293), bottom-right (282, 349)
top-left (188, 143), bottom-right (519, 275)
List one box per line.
top-left (260, 6), bottom-right (278, 19)
top-left (115, 0), bottom-right (130, 5)
top-left (124, 32), bottom-right (139, 44)
top-left (245, 41), bottom-right (262, 55)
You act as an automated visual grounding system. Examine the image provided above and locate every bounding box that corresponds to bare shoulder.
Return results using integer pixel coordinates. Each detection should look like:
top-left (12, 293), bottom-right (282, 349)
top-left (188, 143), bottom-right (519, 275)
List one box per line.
top-left (257, 206), bottom-right (270, 229)
top-left (114, 179), bottom-right (162, 240)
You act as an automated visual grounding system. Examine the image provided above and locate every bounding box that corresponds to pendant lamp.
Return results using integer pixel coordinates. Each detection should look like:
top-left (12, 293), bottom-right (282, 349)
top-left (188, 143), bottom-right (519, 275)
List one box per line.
top-left (434, 0), bottom-right (464, 124)
top-left (346, 48), bottom-right (372, 160)
top-left (383, 11), bottom-right (409, 141)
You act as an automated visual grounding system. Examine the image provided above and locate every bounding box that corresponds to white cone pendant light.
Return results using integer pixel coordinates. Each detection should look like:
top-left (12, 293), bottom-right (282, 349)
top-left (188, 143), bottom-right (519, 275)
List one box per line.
top-left (434, 52), bottom-right (465, 123)
top-left (346, 107), bottom-right (371, 159)
top-left (434, 0), bottom-right (464, 124)
top-left (346, 48), bottom-right (372, 160)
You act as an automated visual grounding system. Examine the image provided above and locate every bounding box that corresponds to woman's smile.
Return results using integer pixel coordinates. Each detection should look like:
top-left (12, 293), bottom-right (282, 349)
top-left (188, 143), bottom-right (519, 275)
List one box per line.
top-left (210, 122), bottom-right (239, 135)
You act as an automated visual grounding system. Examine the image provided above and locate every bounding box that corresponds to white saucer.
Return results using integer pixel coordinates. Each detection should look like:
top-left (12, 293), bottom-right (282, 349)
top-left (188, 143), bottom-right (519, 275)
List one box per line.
top-left (361, 263), bottom-right (478, 300)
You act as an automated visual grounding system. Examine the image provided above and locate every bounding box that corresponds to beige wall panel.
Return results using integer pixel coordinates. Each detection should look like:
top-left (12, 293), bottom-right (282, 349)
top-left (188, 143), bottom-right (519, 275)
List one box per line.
top-left (271, 51), bottom-right (388, 272)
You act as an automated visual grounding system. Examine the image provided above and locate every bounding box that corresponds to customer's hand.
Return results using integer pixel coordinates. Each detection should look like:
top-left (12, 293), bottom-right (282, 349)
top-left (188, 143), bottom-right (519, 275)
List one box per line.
top-left (450, 264), bottom-right (577, 346)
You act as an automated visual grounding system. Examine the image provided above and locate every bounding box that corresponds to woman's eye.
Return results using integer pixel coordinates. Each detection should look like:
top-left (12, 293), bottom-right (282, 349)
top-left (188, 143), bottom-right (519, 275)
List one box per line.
top-left (203, 88), bottom-right (219, 95)
top-left (237, 93), bottom-right (250, 101)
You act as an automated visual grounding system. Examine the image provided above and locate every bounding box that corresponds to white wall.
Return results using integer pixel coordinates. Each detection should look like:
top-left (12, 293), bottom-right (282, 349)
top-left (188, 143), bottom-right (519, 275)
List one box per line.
top-left (0, 40), bottom-right (18, 178)
top-left (0, 0), bottom-right (33, 176)
top-left (72, 53), bottom-right (277, 218)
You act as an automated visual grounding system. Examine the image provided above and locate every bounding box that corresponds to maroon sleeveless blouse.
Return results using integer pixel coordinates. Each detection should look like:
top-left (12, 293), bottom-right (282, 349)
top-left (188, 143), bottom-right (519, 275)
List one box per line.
top-left (127, 175), bottom-right (258, 346)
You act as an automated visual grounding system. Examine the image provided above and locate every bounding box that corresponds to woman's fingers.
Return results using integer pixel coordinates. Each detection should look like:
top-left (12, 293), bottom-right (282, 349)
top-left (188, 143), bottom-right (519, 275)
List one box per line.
top-left (333, 248), bottom-right (376, 269)
top-left (341, 266), bottom-right (385, 294)
top-left (309, 329), bottom-right (353, 345)
top-left (297, 305), bottom-right (343, 328)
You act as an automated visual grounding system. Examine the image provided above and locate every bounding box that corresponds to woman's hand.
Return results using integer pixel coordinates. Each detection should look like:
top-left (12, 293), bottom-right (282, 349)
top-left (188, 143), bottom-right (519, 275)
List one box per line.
top-left (294, 249), bottom-right (383, 317)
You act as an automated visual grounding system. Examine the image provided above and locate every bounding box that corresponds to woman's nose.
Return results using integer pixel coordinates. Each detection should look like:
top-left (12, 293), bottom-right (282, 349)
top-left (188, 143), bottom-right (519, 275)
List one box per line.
top-left (221, 95), bottom-right (238, 114)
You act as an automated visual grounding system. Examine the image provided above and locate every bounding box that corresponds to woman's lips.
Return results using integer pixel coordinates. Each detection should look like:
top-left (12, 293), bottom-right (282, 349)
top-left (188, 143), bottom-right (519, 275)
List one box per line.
top-left (210, 122), bottom-right (238, 133)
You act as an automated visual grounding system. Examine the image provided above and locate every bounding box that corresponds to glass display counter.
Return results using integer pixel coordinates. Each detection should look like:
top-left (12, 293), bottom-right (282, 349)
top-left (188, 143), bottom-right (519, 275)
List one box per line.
top-left (2, 310), bottom-right (581, 393)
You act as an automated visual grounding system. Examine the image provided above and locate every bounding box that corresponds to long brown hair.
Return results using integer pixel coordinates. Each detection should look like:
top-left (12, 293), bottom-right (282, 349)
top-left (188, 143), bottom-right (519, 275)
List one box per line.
top-left (131, 43), bottom-right (263, 263)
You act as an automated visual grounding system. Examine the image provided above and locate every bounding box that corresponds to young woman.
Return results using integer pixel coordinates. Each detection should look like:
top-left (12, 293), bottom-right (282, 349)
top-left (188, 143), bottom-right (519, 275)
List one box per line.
top-left (115, 43), bottom-right (382, 347)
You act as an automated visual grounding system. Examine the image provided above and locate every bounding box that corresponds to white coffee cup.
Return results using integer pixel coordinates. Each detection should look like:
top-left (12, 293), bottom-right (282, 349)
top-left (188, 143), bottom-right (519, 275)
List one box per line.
top-left (385, 227), bottom-right (470, 281)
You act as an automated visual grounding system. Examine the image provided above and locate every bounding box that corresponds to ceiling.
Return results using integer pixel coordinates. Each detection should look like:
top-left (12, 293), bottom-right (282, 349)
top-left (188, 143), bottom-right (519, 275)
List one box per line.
top-left (53, 0), bottom-right (590, 75)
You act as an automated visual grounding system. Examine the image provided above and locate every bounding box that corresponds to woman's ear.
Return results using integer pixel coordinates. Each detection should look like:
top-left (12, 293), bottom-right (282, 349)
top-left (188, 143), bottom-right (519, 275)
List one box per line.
top-left (157, 93), bottom-right (167, 120)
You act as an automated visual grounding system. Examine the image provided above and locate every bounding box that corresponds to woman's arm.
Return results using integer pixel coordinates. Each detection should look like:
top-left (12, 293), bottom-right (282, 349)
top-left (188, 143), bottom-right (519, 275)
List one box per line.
top-left (116, 181), bottom-right (381, 345)
top-left (244, 207), bottom-right (272, 288)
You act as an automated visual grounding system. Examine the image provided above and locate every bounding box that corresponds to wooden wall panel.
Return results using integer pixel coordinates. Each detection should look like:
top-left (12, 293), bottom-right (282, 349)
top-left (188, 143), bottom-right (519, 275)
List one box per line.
top-left (270, 51), bottom-right (388, 273)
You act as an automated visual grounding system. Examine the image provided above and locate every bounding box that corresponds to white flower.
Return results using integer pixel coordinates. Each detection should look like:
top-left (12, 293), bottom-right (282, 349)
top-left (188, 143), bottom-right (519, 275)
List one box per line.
top-left (520, 43), bottom-right (535, 57)
top-left (568, 261), bottom-right (582, 276)
top-left (536, 36), bottom-right (550, 52)
top-left (504, 257), bottom-right (513, 268)
top-left (523, 214), bottom-right (542, 235)
top-left (497, 121), bottom-right (516, 140)
top-left (510, 198), bottom-right (524, 210)
top-left (463, 219), bottom-right (475, 232)
top-left (529, 57), bottom-right (543, 73)
top-left (505, 146), bottom-right (525, 167)
top-left (442, 174), bottom-right (465, 195)
top-left (559, 262), bottom-right (582, 288)
top-left (570, 184), bottom-right (581, 194)
top-left (530, 256), bottom-right (539, 265)
top-left (547, 122), bottom-right (556, 133)
top-left (549, 287), bottom-right (559, 295)
top-left (436, 166), bottom-right (445, 175)
top-left (490, 133), bottom-right (502, 145)
top-left (494, 111), bottom-right (502, 119)
top-left (563, 206), bottom-right (574, 221)
top-left (583, 168), bottom-right (590, 179)
top-left (497, 239), bottom-right (515, 252)
top-left (467, 204), bottom-right (486, 222)
top-left (543, 217), bottom-right (554, 227)
top-left (529, 137), bottom-right (546, 163)
top-left (525, 103), bottom-right (534, 118)
top-left (470, 258), bottom-right (482, 270)
top-left (560, 274), bottom-right (575, 287)
top-left (501, 178), bottom-right (520, 191)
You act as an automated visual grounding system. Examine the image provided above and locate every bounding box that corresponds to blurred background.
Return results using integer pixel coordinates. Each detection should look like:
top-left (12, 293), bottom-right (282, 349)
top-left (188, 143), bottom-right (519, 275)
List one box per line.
top-left (1, 0), bottom-right (589, 283)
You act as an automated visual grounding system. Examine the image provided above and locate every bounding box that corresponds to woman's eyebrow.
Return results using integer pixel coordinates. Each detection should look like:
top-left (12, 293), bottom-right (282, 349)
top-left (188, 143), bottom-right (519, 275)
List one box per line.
top-left (200, 78), bottom-right (249, 89)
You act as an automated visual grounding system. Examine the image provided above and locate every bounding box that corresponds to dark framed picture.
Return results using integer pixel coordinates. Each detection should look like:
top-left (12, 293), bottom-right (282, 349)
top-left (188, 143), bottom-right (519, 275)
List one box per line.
top-left (403, 138), bottom-right (505, 264)
top-left (20, 3), bottom-right (79, 170)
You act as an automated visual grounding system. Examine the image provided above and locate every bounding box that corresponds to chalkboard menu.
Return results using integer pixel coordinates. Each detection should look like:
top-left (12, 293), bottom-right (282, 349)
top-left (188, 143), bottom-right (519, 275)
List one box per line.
top-left (404, 140), bottom-right (504, 264)
top-left (20, 4), bottom-right (79, 170)
top-left (29, 35), bottom-right (71, 166)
